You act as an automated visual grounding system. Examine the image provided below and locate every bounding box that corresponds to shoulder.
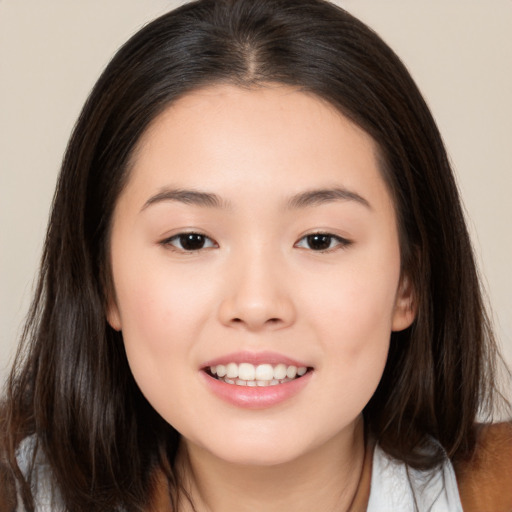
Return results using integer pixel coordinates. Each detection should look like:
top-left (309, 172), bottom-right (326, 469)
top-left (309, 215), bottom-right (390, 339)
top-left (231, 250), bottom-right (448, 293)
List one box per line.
top-left (455, 422), bottom-right (512, 512)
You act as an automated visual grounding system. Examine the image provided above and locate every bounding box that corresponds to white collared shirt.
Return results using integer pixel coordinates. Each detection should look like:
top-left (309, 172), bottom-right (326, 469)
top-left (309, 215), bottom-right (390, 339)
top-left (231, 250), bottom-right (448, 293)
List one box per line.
top-left (367, 443), bottom-right (464, 511)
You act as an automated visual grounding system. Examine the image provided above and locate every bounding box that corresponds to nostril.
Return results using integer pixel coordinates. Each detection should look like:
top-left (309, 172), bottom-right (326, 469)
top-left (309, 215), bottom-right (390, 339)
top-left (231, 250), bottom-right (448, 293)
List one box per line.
top-left (228, 316), bottom-right (284, 329)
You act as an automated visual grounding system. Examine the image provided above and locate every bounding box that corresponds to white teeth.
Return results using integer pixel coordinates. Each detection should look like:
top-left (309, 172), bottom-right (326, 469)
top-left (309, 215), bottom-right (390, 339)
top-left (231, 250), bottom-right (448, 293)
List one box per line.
top-left (226, 363), bottom-right (238, 379)
top-left (273, 364), bottom-right (287, 380)
top-left (238, 362), bottom-right (256, 381)
top-left (208, 362), bottom-right (309, 386)
top-left (286, 365), bottom-right (297, 379)
top-left (255, 364), bottom-right (274, 380)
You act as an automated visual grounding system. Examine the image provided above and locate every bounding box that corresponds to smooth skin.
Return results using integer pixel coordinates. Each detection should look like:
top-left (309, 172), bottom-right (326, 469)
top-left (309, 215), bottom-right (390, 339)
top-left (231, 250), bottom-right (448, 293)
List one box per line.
top-left (107, 84), bottom-right (415, 511)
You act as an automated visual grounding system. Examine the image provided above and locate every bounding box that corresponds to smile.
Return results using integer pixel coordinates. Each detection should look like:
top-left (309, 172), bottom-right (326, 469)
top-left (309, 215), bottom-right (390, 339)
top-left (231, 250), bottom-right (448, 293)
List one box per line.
top-left (200, 352), bottom-right (314, 408)
top-left (208, 363), bottom-right (309, 387)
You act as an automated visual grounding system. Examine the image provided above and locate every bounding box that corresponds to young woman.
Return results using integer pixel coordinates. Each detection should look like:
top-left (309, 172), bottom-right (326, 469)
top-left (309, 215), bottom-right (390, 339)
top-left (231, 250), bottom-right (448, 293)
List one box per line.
top-left (1, 1), bottom-right (511, 511)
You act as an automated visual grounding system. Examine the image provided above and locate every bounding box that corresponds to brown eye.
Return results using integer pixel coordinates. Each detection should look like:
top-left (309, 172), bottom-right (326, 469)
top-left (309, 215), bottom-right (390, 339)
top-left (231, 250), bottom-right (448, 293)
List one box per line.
top-left (306, 234), bottom-right (332, 251)
top-left (295, 233), bottom-right (351, 252)
top-left (179, 234), bottom-right (207, 250)
top-left (163, 233), bottom-right (216, 251)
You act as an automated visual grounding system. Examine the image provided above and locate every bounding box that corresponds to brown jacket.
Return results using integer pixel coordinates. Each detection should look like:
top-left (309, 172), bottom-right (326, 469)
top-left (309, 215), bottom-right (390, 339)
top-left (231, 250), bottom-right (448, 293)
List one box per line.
top-left (455, 422), bottom-right (512, 512)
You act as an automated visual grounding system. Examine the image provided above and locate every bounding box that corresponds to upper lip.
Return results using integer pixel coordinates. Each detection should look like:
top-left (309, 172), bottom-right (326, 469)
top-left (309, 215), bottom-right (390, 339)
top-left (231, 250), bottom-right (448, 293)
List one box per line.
top-left (201, 351), bottom-right (310, 369)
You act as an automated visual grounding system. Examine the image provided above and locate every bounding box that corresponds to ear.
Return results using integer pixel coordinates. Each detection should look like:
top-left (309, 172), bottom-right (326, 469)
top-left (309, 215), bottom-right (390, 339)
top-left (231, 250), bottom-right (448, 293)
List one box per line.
top-left (392, 274), bottom-right (416, 332)
top-left (106, 298), bottom-right (122, 331)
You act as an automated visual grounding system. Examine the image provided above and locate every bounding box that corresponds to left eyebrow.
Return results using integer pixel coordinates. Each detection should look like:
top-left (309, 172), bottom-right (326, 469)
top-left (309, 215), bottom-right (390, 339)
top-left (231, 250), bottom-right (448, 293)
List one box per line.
top-left (286, 187), bottom-right (372, 210)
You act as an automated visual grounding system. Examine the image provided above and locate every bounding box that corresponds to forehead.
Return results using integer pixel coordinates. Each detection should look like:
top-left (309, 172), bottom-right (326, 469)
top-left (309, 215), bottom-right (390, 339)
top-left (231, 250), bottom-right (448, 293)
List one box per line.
top-left (122, 84), bottom-right (392, 214)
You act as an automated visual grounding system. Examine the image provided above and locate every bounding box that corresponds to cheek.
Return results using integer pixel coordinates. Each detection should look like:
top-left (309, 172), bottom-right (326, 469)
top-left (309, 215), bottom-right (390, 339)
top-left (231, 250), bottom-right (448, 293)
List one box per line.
top-left (300, 246), bottom-right (400, 394)
top-left (112, 268), bottom-right (212, 427)
top-left (111, 261), bottom-right (212, 388)
top-left (114, 254), bottom-right (212, 334)
top-left (306, 273), bottom-right (395, 421)
top-left (311, 257), bottom-right (400, 344)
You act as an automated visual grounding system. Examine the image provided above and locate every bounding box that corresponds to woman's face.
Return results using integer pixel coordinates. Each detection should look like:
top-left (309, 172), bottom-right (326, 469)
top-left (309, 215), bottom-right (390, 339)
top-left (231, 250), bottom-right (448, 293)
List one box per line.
top-left (107, 84), bottom-right (414, 466)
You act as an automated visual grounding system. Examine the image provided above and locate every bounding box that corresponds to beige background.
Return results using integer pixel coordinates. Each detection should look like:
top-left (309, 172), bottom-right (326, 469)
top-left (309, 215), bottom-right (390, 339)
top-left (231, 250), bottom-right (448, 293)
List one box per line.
top-left (1, 1), bottom-right (511, 388)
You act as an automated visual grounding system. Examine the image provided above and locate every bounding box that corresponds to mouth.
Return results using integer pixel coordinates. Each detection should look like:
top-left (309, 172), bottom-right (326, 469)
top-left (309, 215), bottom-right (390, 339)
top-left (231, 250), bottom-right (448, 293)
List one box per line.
top-left (200, 354), bottom-right (314, 408)
top-left (204, 362), bottom-right (312, 387)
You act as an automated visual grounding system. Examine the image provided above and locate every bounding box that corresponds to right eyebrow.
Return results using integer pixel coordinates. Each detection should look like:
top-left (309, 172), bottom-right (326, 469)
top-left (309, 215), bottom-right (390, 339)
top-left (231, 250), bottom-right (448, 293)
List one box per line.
top-left (140, 188), bottom-right (231, 212)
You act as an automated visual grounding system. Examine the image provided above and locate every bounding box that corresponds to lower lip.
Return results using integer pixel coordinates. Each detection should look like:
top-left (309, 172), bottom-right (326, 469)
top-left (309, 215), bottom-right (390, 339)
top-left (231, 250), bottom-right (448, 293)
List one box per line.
top-left (200, 371), bottom-right (313, 409)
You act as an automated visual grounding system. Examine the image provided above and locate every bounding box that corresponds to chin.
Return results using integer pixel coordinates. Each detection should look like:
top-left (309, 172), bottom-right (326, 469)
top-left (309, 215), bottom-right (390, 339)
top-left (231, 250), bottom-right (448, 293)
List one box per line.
top-left (213, 445), bottom-right (305, 467)
top-left (195, 425), bottom-right (321, 467)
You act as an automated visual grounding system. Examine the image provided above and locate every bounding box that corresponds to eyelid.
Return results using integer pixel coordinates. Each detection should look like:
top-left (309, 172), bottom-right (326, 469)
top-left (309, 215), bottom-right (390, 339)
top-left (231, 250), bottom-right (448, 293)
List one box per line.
top-left (158, 230), bottom-right (351, 253)
top-left (294, 232), bottom-right (353, 252)
top-left (159, 231), bottom-right (218, 252)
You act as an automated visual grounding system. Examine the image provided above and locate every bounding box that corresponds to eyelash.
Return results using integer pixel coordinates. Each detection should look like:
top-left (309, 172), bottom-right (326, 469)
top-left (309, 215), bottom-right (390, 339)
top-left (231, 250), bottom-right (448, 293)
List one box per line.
top-left (160, 232), bottom-right (352, 253)
top-left (160, 232), bottom-right (217, 252)
top-left (294, 232), bottom-right (352, 253)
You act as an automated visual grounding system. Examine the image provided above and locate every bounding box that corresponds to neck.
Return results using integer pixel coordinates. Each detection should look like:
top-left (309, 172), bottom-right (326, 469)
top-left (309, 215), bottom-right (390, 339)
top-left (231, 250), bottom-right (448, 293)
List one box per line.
top-left (165, 416), bottom-right (371, 512)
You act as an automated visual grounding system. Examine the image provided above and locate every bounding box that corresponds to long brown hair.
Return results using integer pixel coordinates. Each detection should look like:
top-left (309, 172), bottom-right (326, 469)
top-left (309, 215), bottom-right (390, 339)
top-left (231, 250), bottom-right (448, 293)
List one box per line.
top-left (1, 0), bottom-right (508, 510)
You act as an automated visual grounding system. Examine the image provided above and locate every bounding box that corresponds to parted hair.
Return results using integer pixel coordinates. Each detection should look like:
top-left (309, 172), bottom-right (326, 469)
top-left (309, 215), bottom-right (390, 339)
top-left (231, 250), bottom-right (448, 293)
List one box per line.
top-left (1, 0), bottom-right (506, 510)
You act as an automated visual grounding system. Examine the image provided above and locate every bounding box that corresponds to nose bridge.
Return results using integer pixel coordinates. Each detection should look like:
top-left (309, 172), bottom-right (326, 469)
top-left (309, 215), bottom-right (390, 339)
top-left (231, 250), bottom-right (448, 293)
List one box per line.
top-left (218, 241), bottom-right (295, 330)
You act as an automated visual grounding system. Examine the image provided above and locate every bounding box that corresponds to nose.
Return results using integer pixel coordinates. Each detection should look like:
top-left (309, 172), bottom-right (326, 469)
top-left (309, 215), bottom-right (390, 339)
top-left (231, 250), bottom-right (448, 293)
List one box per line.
top-left (217, 249), bottom-right (296, 332)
